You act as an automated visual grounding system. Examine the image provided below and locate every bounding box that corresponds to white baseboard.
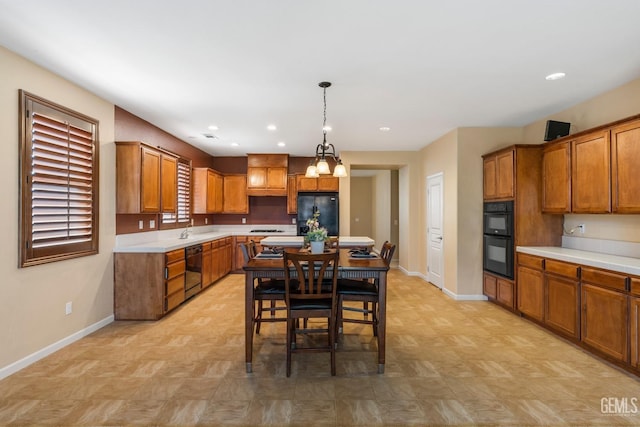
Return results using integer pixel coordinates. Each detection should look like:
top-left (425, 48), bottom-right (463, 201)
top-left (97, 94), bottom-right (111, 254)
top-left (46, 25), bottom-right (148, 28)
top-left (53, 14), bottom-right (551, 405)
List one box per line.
top-left (0, 315), bottom-right (114, 380)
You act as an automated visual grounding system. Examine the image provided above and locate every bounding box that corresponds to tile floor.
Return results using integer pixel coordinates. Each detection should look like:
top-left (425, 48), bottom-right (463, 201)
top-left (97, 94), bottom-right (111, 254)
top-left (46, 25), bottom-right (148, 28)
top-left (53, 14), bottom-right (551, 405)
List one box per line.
top-left (1, 270), bottom-right (640, 426)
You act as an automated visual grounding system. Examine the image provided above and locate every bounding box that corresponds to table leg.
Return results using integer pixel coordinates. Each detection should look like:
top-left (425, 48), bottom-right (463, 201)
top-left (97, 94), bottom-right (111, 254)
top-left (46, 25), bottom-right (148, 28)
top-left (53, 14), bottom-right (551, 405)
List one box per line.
top-left (377, 271), bottom-right (387, 374)
top-left (245, 271), bottom-right (254, 373)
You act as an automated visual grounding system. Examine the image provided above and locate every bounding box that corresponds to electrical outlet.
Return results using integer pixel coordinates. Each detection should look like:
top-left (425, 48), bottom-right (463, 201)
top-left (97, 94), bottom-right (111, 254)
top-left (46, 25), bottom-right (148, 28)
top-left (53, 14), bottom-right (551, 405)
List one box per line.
top-left (292, 218), bottom-right (296, 224)
top-left (138, 220), bottom-right (144, 230)
top-left (205, 218), bottom-right (208, 224)
top-left (65, 302), bottom-right (72, 315)
top-left (242, 218), bottom-right (246, 224)
top-left (149, 219), bottom-right (155, 228)
top-left (578, 223), bottom-right (585, 234)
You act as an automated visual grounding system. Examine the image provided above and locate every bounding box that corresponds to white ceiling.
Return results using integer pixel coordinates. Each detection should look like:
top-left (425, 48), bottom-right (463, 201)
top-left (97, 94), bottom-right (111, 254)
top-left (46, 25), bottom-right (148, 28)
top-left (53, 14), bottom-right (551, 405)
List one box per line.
top-left (2, 1), bottom-right (640, 157)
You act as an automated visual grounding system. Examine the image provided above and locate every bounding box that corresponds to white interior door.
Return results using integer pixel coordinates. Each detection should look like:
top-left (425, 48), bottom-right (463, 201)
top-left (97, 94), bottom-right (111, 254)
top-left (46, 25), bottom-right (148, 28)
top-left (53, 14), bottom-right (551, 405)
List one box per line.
top-left (427, 173), bottom-right (444, 289)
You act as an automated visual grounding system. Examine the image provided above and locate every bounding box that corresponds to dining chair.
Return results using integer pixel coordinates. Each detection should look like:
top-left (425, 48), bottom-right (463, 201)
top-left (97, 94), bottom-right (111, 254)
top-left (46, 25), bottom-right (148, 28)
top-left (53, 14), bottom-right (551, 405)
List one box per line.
top-left (336, 241), bottom-right (396, 337)
top-left (240, 241), bottom-right (286, 334)
top-left (283, 250), bottom-right (339, 377)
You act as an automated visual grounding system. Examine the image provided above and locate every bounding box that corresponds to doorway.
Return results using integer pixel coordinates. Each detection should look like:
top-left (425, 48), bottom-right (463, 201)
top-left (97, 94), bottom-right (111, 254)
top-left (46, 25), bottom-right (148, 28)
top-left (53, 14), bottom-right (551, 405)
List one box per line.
top-left (427, 173), bottom-right (444, 288)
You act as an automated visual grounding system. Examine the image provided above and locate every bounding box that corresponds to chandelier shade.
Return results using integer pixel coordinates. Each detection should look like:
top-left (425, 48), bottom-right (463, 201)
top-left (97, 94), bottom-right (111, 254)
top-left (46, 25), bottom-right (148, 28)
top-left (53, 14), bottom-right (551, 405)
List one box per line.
top-left (304, 81), bottom-right (348, 178)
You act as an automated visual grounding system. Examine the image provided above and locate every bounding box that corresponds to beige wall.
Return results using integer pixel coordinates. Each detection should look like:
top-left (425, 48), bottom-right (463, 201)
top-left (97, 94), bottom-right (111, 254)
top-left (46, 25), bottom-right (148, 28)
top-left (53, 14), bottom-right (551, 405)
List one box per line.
top-left (349, 177), bottom-right (373, 236)
top-left (0, 46), bottom-right (116, 374)
top-left (371, 171), bottom-right (391, 250)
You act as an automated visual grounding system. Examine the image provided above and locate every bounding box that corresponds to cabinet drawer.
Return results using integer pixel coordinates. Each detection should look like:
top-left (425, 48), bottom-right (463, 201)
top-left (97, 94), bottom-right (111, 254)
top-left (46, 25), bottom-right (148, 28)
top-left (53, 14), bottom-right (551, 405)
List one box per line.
top-left (545, 259), bottom-right (580, 279)
top-left (166, 259), bottom-right (186, 279)
top-left (202, 241), bottom-right (212, 251)
top-left (630, 277), bottom-right (640, 296)
top-left (166, 274), bottom-right (185, 295)
top-left (166, 288), bottom-right (185, 312)
top-left (581, 267), bottom-right (627, 292)
top-left (166, 249), bottom-right (184, 264)
top-left (518, 253), bottom-right (544, 270)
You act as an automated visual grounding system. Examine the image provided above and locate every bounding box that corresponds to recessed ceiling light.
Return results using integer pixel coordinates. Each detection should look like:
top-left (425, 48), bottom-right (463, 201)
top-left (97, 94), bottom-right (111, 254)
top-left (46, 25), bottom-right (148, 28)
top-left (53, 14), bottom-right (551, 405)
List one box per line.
top-left (545, 72), bottom-right (566, 81)
top-left (379, 127), bottom-right (391, 132)
top-left (277, 141), bottom-right (286, 147)
top-left (267, 124), bottom-right (277, 131)
top-left (322, 125), bottom-right (332, 132)
top-left (231, 142), bottom-right (239, 147)
top-left (208, 125), bottom-right (219, 130)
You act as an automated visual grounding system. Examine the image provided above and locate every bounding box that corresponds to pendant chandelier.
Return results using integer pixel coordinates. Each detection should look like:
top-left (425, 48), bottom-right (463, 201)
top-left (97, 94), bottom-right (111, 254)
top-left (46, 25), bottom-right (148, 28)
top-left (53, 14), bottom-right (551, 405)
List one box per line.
top-left (305, 81), bottom-right (348, 178)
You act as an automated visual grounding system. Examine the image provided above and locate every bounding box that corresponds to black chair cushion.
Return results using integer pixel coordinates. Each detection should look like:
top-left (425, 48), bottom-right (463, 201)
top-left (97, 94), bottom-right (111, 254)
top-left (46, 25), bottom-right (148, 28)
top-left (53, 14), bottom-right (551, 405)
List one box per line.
top-left (255, 279), bottom-right (287, 295)
top-left (337, 279), bottom-right (378, 296)
top-left (289, 298), bottom-right (333, 310)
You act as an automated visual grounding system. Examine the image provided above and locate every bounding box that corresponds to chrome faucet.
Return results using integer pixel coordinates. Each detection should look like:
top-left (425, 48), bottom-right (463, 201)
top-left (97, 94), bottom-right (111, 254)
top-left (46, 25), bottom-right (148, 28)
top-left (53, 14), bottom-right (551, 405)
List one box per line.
top-left (179, 223), bottom-right (192, 239)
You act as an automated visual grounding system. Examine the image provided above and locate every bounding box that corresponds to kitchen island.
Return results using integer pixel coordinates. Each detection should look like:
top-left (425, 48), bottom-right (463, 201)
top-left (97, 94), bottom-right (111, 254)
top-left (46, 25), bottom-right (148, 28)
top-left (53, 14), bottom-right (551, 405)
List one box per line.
top-left (260, 235), bottom-right (375, 249)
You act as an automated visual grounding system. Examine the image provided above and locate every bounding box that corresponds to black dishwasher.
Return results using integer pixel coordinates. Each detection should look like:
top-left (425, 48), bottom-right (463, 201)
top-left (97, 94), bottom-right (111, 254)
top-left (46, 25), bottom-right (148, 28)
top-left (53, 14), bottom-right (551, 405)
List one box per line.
top-left (185, 244), bottom-right (202, 299)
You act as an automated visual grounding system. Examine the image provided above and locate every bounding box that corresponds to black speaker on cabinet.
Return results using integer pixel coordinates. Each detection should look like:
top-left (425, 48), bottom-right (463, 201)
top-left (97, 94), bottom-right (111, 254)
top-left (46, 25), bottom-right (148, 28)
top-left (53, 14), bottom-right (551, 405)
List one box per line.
top-left (544, 120), bottom-right (571, 141)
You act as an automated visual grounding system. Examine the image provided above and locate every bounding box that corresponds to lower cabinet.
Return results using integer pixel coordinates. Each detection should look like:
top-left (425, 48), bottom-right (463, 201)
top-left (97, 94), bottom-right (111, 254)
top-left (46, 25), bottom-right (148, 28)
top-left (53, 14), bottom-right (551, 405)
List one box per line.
top-left (544, 259), bottom-right (580, 339)
top-left (483, 272), bottom-right (515, 310)
top-left (234, 235), bottom-right (264, 272)
top-left (581, 282), bottom-right (628, 363)
top-left (202, 237), bottom-right (233, 288)
top-left (202, 241), bottom-right (213, 289)
top-left (631, 295), bottom-right (640, 369)
top-left (114, 249), bottom-right (185, 320)
top-left (516, 265), bottom-right (544, 321)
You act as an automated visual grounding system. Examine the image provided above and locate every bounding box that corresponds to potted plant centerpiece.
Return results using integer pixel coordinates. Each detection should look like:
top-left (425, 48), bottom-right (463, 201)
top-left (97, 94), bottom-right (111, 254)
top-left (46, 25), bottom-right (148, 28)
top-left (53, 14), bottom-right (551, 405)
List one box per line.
top-left (305, 211), bottom-right (327, 254)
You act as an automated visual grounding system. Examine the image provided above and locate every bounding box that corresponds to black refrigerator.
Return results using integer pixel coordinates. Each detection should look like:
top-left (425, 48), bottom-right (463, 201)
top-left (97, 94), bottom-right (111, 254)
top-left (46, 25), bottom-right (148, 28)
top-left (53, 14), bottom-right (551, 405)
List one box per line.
top-left (297, 192), bottom-right (339, 236)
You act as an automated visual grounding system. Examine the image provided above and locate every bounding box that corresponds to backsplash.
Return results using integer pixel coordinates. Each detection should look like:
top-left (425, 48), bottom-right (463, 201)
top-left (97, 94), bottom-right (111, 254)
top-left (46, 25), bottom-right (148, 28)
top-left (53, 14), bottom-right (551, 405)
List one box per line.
top-left (562, 236), bottom-right (640, 258)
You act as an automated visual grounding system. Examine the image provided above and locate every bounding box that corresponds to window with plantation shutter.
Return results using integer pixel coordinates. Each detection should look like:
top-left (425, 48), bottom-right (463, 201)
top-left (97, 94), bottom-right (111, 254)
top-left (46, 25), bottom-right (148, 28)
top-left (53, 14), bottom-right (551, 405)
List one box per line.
top-left (19, 90), bottom-right (99, 267)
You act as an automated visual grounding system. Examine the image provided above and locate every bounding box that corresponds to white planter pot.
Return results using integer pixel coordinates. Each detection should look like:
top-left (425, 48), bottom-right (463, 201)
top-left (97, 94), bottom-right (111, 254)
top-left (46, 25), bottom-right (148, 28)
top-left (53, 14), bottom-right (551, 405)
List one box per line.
top-left (310, 241), bottom-right (324, 254)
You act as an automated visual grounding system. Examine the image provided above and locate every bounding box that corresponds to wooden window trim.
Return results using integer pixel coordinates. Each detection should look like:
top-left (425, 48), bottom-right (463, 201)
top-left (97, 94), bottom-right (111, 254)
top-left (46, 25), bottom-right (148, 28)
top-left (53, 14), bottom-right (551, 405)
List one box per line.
top-left (19, 90), bottom-right (100, 267)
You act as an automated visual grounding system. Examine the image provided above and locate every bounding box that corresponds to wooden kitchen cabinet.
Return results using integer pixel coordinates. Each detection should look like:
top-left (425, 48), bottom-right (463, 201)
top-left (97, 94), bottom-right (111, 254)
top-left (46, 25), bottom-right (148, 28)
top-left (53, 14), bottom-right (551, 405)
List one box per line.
top-left (114, 248), bottom-right (185, 320)
top-left (544, 259), bottom-right (580, 339)
top-left (517, 264), bottom-right (545, 322)
top-left (246, 154), bottom-right (288, 196)
top-left (233, 235), bottom-right (264, 272)
top-left (581, 266), bottom-right (628, 362)
top-left (571, 130), bottom-right (611, 213)
top-left (223, 174), bottom-right (248, 213)
top-left (483, 149), bottom-right (514, 200)
top-left (287, 175), bottom-right (297, 214)
top-left (116, 141), bottom-right (178, 214)
top-left (631, 294), bottom-right (640, 369)
top-left (296, 175), bottom-right (339, 192)
top-left (201, 241), bottom-right (213, 288)
top-left (483, 272), bottom-right (514, 309)
top-left (193, 168), bottom-right (223, 214)
top-left (611, 119), bottom-right (640, 213)
top-left (542, 141), bottom-right (571, 213)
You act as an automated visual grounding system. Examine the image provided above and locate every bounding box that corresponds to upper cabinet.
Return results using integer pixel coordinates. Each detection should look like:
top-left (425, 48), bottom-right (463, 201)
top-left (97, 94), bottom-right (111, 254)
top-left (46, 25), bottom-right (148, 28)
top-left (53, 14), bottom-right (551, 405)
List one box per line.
top-left (483, 149), bottom-right (514, 200)
top-left (541, 114), bottom-right (640, 214)
top-left (246, 154), bottom-right (288, 196)
top-left (116, 141), bottom-right (178, 214)
top-left (571, 130), bottom-right (611, 213)
top-left (223, 174), bottom-right (248, 214)
top-left (193, 168), bottom-right (223, 214)
top-left (287, 174), bottom-right (297, 214)
top-left (297, 175), bottom-right (340, 192)
top-left (542, 141), bottom-right (571, 213)
top-left (611, 119), bottom-right (640, 213)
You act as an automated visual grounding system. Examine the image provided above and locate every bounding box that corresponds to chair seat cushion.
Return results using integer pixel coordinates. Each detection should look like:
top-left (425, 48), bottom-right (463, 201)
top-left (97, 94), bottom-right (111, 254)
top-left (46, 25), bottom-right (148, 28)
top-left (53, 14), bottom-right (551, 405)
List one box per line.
top-left (289, 298), bottom-right (333, 310)
top-left (255, 279), bottom-right (286, 294)
top-left (337, 279), bottom-right (378, 296)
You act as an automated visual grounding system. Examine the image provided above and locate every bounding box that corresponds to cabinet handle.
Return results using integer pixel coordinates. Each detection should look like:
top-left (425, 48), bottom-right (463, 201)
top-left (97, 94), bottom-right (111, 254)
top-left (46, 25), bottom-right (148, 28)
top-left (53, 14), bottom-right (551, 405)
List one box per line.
top-left (165, 267), bottom-right (168, 280)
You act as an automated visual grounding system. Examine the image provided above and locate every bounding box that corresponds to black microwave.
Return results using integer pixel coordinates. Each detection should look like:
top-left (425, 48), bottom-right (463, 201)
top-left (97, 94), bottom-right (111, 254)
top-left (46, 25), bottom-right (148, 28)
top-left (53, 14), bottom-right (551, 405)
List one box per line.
top-left (483, 201), bottom-right (513, 237)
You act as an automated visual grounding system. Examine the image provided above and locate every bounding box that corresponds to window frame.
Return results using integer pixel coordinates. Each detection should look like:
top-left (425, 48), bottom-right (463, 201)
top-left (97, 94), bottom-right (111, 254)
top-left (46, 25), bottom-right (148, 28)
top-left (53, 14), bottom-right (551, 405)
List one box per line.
top-left (19, 90), bottom-right (100, 267)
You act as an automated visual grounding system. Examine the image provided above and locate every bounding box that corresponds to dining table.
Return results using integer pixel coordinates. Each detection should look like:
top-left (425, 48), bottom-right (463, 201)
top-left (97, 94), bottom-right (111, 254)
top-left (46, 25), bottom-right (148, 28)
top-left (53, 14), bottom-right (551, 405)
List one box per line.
top-left (243, 248), bottom-right (390, 374)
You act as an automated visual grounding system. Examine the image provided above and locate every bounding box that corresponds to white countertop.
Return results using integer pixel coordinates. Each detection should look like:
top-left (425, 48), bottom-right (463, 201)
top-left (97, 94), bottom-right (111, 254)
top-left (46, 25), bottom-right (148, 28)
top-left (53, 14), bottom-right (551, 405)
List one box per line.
top-left (261, 236), bottom-right (375, 248)
top-left (517, 246), bottom-right (640, 276)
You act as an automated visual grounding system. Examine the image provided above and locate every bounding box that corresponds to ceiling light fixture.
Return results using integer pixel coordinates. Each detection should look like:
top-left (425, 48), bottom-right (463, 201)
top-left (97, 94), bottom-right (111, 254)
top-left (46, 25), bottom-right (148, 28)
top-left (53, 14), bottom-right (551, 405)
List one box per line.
top-left (379, 126), bottom-right (391, 132)
top-left (545, 72), bottom-right (566, 81)
top-left (305, 81), bottom-right (347, 178)
top-left (267, 124), bottom-right (277, 131)
top-left (277, 141), bottom-right (286, 147)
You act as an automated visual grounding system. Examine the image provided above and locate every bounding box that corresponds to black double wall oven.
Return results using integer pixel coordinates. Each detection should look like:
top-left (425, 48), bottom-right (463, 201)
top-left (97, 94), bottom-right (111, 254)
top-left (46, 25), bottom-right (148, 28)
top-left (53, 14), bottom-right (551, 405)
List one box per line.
top-left (483, 200), bottom-right (514, 279)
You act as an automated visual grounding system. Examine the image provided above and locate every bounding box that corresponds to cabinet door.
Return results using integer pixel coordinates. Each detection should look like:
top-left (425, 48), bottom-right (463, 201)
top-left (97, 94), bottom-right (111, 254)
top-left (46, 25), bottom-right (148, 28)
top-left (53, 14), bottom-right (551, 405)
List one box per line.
top-left (318, 176), bottom-right (339, 191)
top-left (497, 278), bottom-right (514, 309)
top-left (287, 175), bottom-right (297, 214)
top-left (206, 170), bottom-right (217, 213)
top-left (611, 119), bottom-right (640, 213)
top-left (141, 146), bottom-right (161, 212)
top-left (545, 274), bottom-right (579, 339)
top-left (483, 157), bottom-right (497, 200)
top-left (160, 154), bottom-right (177, 213)
top-left (581, 283), bottom-right (628, 362)
top-left (223, 175), bottom-right (248, 213)
top-left (213, 172), bottom-right (224, 213)
top-left (631, 297), bottom-right (640, 368)
top-left (297, 176), bottom-right (319, 192)
top-left (267, 167), bottom-right (287, 190)
top-left (483, 272), bottom-right (497, 299)
top-left (247, 167), bottom-right (267, 189)
top-left (202, 243), bottom-right (213, 288)
top-left (496, 150), bottom-right (514, 199)
top-left (517, 265), bottom-right (544, 321)
top-left (542, 141), bottom-right (571, 213)
top-left (572, 130), bottom-right (611, 213)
